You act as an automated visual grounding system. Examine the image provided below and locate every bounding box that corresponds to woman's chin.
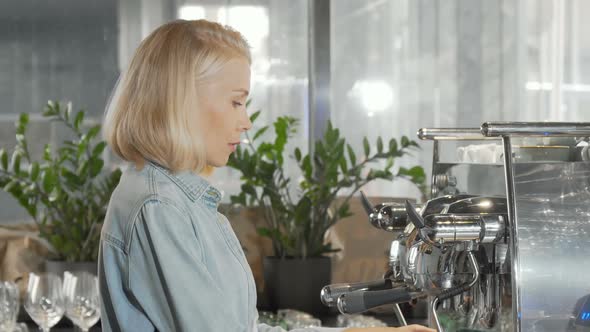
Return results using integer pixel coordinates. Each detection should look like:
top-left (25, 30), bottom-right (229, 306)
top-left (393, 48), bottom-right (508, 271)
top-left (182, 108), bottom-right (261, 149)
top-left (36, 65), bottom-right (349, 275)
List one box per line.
top-left (206, 158), bottom-right (228, 169)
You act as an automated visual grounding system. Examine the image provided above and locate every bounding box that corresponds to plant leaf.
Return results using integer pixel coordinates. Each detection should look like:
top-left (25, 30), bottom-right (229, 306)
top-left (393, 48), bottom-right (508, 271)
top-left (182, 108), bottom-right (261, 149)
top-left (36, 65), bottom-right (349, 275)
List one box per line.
top-left (363, 137), bottom-right (370, 157)
top-left (377, 137), bottom-right (383, 154)
top-left (76, 159), bottom-right (89, 178)
top-left (43, 144), bottom-right (52, 162)
top-left (401, 136), bottom-right (410, 148)
top-left (74, 111), bottom-right (84, 131)
top-left (256, 227), bottom-right (274, 239)
top-left (0, 149), bottom-right (7, 170)
top-left (230, 193), bottom-right (247, 206)
top-left (339, 157), bottom-right (347, 174)
top-left (346, 144), bottom-right (356, 166)
top-left (302, 155), bottom-right (312, 179)
top-left (398, 166), bottom-right (426, 184)
top-left (89, 158), bottom-right (104, 178)
top-left (50, 235), bottom-right (63, 252)
top-left (64, 102), bottom-right (71, 121)
top-left (15, 134), bottom-right (25, 146)
top-left (62, 168), bottom-right (81, 187)
top-left (250, 110), bottom-right (261, 123)
top-left (42, 169), bottom-right (58, 193)
top-left (76, 140), bottom-right (88, 159)
top-left (48, 187), bottom-right (60, 202)
top-left (294, 197), bottom-right (312, 225)
top-left (252, 126), bottom-right (269, 142)
top-left (3, 180), bottom-right (18, 192)
top-left (16, 113), bottom-right (29, 135)
top-left (294, 147), bottom-right (302, 162)
top-left (91, 142), bottom-right (107, 158)
top-left (10, 151), bottom-right (21, 173)
top-left (86, 125), bottom-right (101, 141)
top-left (29, 162), bottom-right (40, 181)
top-left (385, 156), bottom-right (394, 170)
top-left (389, 138), bottom-right (398, 153)
top-left (241, 183), bottom-right (257, 198)
top-left (43, 102), bottom-right (57, 117)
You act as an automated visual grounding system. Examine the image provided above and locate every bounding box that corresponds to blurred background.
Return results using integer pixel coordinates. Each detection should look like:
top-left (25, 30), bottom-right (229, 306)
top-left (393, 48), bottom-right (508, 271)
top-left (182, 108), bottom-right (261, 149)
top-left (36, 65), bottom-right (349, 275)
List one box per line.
top-left (2, 0), bottom-right (590, 225)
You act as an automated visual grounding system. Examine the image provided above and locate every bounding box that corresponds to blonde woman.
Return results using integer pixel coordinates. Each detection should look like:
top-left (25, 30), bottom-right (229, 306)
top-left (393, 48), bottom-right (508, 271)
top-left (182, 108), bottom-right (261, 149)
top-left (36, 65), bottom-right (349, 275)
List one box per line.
top-left (99, 19), bottom-right (434, 332)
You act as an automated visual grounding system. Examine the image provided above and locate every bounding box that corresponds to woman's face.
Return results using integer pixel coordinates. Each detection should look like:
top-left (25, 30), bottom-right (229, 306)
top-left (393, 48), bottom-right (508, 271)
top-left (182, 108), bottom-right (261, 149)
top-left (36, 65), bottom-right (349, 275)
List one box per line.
top-left (199, 57), bottom-right (252, 167)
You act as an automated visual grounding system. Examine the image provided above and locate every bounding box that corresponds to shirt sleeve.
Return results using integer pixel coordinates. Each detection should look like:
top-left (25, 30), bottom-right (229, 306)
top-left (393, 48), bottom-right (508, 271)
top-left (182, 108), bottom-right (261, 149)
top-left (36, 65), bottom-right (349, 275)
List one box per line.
top-left (126, 199), bottom-right (245, 331)
top-left (99, 235), bottom-right (156, 332)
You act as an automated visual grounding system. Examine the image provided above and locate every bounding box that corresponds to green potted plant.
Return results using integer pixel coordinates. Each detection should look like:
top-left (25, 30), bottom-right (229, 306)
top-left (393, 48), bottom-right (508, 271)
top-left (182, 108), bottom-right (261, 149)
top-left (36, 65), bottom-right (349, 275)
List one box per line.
top-left (0, 101), bottom-right (121, 274)
top-left (227, 111), bottom-right (425, 314)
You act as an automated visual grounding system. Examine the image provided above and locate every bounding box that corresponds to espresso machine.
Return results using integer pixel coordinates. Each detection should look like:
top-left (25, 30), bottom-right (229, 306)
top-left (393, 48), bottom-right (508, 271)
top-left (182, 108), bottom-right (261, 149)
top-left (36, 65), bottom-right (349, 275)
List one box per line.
top-left (321, 122), bottom-right (590, 332)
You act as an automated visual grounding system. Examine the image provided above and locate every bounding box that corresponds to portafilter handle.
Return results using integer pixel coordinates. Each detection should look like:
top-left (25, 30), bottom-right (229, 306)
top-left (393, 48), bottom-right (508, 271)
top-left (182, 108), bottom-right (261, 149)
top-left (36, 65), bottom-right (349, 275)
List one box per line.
top-left (336, 287), bottom-right (416, 315)
top-left (320, 279), bottom-right (393, 307)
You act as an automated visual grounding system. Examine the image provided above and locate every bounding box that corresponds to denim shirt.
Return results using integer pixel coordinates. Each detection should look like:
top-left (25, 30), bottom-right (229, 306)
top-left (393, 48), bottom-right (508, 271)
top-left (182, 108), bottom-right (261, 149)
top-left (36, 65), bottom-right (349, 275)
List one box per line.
top-left (98, 162), bottom-right (343, 332)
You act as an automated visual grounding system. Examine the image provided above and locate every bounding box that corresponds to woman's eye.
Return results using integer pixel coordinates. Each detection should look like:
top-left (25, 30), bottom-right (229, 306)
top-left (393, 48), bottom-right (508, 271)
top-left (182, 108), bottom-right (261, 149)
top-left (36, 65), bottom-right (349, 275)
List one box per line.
top-left (232, 101), bottom-right (243, 108)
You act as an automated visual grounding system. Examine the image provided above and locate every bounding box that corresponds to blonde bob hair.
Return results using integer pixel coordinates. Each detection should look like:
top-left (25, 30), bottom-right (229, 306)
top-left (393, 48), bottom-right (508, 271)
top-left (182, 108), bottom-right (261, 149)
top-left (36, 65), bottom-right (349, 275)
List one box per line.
top-left (103, 20), bottom-right (250, 173)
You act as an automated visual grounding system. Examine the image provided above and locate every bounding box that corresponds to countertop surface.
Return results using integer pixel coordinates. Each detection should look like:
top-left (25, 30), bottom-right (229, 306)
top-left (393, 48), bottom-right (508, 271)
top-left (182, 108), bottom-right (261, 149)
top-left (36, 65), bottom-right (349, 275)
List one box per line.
top-left (20, 313), bottom-right (427, 331)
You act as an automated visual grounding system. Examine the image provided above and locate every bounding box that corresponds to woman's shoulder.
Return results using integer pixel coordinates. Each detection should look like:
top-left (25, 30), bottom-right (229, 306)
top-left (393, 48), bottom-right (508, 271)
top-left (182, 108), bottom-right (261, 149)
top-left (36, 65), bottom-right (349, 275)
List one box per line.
top-left (102, 162), bottom-right (221, 239)
top-left (112, 162), bottom-right (195, 208)
top-left (101, 164), bottom-right (188, 241)
top-left (108, 163), bottom-right (160, 211)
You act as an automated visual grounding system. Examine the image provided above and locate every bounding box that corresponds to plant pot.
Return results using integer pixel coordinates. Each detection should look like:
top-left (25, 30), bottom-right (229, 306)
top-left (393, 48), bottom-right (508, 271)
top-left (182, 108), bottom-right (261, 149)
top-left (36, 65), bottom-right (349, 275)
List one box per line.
top-left (44, 260), bottom-right (98, 277)
top-left (263, 256), bottom-right (331, 316)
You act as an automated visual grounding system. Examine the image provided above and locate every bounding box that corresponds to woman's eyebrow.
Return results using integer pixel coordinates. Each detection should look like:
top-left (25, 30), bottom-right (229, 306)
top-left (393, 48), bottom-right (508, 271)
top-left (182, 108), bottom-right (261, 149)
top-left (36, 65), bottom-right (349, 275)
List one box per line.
top-left (232, 89), bottom-right (249, 96)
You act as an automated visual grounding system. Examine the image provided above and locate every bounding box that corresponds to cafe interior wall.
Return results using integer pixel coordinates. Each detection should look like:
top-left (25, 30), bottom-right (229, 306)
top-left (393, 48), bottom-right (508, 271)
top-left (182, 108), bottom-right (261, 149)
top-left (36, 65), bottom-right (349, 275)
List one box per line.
top-left (331, 0), bottom-right (590, 200)
top-left (2, 0), bottom-right (590, 288)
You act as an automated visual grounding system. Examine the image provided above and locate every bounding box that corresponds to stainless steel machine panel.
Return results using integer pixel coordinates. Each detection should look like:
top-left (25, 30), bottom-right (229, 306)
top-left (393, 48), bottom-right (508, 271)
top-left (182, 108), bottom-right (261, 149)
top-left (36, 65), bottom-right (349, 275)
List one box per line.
top-left (513, 162), bottom-right (590, 331)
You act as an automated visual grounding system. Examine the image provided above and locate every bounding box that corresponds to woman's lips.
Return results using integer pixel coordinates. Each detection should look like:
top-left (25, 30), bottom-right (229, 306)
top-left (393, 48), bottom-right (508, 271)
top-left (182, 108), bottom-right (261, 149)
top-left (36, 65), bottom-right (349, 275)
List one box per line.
top-left (229, 142), bottom-right (240, 152)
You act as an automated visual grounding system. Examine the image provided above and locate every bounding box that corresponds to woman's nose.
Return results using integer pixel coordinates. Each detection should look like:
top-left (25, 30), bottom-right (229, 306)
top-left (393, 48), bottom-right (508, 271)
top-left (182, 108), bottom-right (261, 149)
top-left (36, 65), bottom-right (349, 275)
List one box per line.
top-left (241, 110), bottom-right (253, 132)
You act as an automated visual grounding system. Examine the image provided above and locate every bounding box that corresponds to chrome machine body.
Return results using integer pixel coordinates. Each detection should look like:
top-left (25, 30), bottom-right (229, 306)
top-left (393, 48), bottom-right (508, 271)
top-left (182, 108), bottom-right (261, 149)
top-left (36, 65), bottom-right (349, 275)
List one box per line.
top-left (322, 123), bottom-right (590, 331)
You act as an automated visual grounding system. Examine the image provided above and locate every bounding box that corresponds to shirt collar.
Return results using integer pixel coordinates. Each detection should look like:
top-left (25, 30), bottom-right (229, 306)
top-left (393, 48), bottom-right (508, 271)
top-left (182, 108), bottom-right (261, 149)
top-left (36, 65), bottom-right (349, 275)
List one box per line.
top-left (146, 160), bottom-right (222, 206)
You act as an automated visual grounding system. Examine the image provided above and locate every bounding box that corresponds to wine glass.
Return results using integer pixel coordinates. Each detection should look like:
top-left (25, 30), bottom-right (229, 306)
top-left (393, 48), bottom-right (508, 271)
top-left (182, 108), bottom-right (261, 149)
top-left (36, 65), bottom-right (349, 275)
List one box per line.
top-left (0, 281), bottom-right (20, 331)
top-left (24, 273), bottom-right (65, 332)
top-left (13, 322), bottom-right (29, 332)
top-left (63, 271), bottom-right (100, 332)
